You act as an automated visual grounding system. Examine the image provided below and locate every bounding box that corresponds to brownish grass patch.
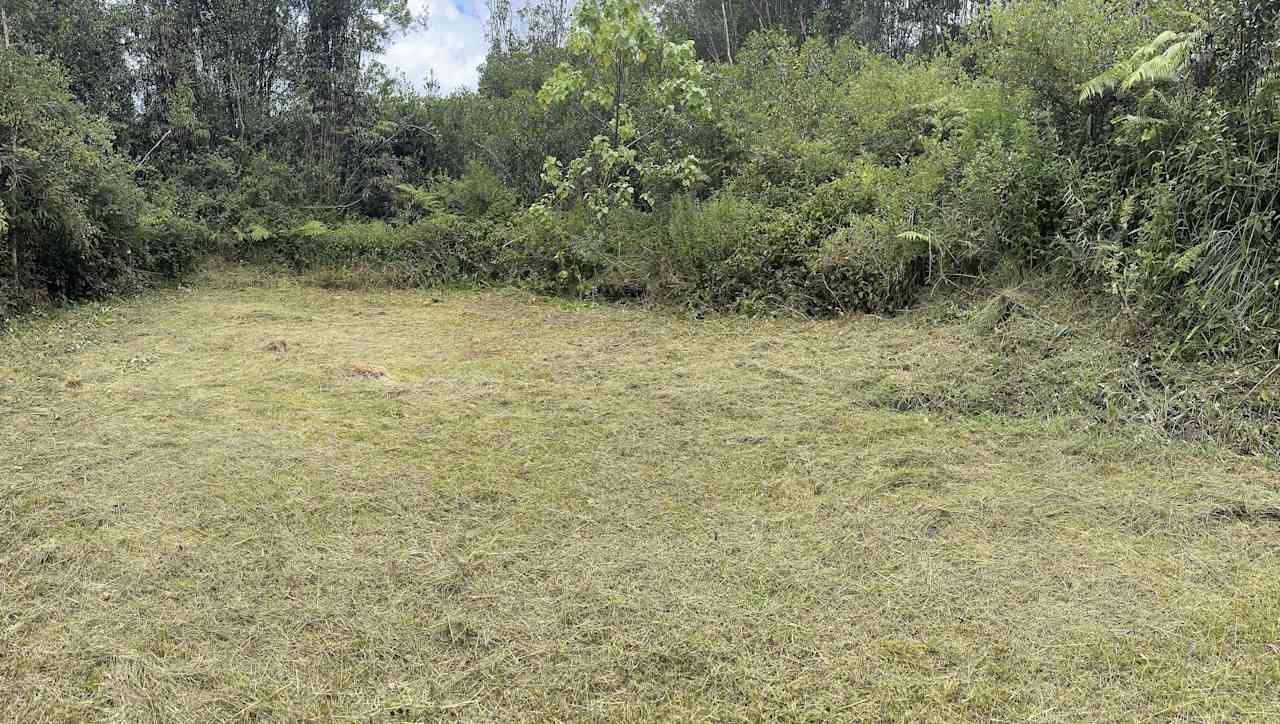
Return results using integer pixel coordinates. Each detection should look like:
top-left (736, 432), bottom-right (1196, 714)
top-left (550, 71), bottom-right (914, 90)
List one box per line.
top-left (349, 360), bottom-right (387, 378)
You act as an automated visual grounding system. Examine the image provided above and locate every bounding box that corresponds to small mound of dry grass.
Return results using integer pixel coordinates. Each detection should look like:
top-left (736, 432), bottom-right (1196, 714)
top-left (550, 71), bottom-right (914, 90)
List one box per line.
top-left (349, 360), bottom-right (387, 379)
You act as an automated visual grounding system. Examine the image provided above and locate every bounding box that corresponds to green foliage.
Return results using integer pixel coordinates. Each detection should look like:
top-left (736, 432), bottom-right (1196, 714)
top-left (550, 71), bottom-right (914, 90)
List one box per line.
top-left (257, 215), bottom-right (501, 288)
top-left (829, 54), bottom-right (967, 164)
top-left (398, 164), bottom-right (519, 223)
top-left (725, 139), bottom-right (848, 208)
top-left (537, 0), bottom-right (711, 219)
top-left (0, 48), bottom-right (179, 313)
top-left (660, 0), bottom-right (981, 63)
top-left (660, 193), bottom-right (808, 310)
top-left (1080, 28), bottom-right (1207, 102)
top-left (946, 131), bottom-right (1060, 265)
top-left (339, 82), bottom-right (459, 219)
top-left (1206, 0), bottom-right (1280, 99)
top-left (1045, 5), bottom-right (1280, 356)
top-left (501, 206), bottom-right (605, 295)
top-left (941, 85), bottom-right (1064, 266)
top-left (970, 0), bottom-right (1179, 139)
top-left (157, 143), bottom-right (314, 240)
top-left (714, 34), bottom-right (859, 159)
top-left (138, 208), bottom-right (217, 279)
top-left (812, 218), bottom-right (930, 313)
top-left (657, 183), bottom-right (931, 315)
top-left (801, 166), bottom-right (888, 236)
top-left (1064, 91), bottom-right (1280, 356)
top-left (711, 36), bottom-right (1065, 309)
top-left (4, 0), bottom-right (136, 128)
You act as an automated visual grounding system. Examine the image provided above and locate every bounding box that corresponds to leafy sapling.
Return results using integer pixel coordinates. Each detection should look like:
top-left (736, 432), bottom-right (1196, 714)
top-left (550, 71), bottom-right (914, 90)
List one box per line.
top-left (535, 0), bottom-right (710, 231)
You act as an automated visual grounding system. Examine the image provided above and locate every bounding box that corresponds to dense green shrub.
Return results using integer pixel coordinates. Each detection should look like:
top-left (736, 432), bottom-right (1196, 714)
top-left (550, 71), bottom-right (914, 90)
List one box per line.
top-left (499, 206), bottom-right (609, 295)
top-left (397, 164), bottom-right (520, 223)
top-left (442, 43), bottom-right (595, 204)
top-left (437, 165), bottom-right (520, 222)
top-left (969, 0), bottom-right (1181, 141)
top-left (0, 48), bottom-right (205, 315)
top-left (1065, 94), bottom-right (1280, 356)
top-left (408, 216), bottom-right (504, 282)
top-left (659, 185), bottom-right (930, 314)
top-left (826, 54), bottom-right (966, 164)
top-left (1057, 8), bottom-right (1280, 357)
top-left (724, 140), bottom-right (848, 209)
top-left (254, 214), bottom-right (501, 288)
top-left (138, 209), bottom-right (217, 279)
top-left (705, 27), bottom-right (1069, 313)
top-left (660, 193), bottom-right (809, 310)
top-left (713, 34), bottom-right (859, 157)
top-left (811, 216), bottom-right (931, 313)
top-left (340, 83), bottom-right (464, 219)
top-left (801, 164), bottom-right (890, 236)
top-left (942, 98), bottom-right (1063, 266)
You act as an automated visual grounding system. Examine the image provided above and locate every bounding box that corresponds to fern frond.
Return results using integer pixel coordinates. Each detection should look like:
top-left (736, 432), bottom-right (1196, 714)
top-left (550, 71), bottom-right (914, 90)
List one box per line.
top-left (293, 220), bottom-right (329, 238)
top-left (396, 183), bottom-right (444, 214)
top-left (1080, 65), bottom-right (1130, 103)
top-left (1131, 30), bottom-right (1182, 63)
top-left (1081, 29), bottom-right (1204, 103)
top-left (247, 223), bottom-right (272, 242)
top-left (1122, 33), bottom-right (1201, 91)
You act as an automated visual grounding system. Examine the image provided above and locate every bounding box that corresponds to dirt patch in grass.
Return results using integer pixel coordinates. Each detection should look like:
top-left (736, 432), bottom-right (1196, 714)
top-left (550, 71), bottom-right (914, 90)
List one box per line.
top-left (2, 270), bottom-right (1280, 720)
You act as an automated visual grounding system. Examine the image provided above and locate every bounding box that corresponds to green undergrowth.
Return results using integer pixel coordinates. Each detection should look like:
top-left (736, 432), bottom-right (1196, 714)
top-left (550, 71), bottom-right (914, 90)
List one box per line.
top-left (869, 280), bottom-right (1280, 456)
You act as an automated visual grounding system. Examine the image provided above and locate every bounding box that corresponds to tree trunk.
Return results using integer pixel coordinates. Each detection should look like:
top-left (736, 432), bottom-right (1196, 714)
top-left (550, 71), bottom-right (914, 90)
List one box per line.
top-left (721, 0), bottom-right (734, 64)
top-left (1, 3), bottom-right (15, 296)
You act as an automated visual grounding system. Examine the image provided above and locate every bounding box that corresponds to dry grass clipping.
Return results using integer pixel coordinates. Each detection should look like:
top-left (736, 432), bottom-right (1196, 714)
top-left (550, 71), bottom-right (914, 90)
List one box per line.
top-left (2, 273), bottom-right (1279, 721)
top-left (349, 360), bottom-right (387, 379)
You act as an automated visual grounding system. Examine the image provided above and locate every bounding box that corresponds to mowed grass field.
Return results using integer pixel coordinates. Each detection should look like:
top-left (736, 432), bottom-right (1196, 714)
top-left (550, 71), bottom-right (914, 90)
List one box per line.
top-left (3, 271), bottom-right (1280, 721)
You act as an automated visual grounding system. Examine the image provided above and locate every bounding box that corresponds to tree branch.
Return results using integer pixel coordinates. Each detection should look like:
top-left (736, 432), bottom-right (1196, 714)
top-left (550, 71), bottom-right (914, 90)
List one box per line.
top-left (138, 128), bottom-right (174, 167)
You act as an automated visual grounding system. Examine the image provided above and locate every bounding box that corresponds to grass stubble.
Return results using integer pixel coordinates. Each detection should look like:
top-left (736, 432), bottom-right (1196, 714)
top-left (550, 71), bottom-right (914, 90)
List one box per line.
top-left (2, 269), bottom-right (1280, 721)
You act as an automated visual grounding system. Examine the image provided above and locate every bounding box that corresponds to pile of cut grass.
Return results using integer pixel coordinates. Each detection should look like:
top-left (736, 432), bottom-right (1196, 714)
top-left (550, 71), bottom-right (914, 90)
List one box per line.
top-left (3, 270), bottom-right (1279, 720)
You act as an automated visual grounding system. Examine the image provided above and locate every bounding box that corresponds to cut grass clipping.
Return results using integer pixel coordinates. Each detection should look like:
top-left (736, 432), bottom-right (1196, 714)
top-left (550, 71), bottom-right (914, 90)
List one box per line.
top-left (350, 360), bottom-right (388, 379)
top-left (3, 271), bottom-right (1280, 720)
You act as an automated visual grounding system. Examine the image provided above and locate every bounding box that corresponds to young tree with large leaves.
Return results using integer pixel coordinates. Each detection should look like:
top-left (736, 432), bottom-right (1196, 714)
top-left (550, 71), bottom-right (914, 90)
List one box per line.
top-left (535, 0), bottom-right (711, 225)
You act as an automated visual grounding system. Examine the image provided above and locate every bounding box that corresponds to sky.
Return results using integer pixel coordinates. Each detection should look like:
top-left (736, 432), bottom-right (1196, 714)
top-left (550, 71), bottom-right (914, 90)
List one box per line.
top-left (380, 0), bottom-right (491, 94)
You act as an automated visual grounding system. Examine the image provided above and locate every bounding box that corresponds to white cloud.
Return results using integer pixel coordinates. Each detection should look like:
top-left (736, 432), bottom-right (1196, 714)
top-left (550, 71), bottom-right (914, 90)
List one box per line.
top-left (381, 0), bottom-right (490, 94)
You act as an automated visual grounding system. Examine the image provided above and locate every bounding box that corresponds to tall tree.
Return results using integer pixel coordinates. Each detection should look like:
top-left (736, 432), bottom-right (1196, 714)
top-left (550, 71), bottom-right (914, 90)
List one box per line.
top-left (297, 0), bottom-right (412, 194)
top-left (0, 0), bottom-right (135, 127)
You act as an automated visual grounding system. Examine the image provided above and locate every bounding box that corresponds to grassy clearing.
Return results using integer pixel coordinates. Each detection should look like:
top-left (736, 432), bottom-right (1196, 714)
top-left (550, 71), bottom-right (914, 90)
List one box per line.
top-left (3, 270), bottom-right (1280, 721)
